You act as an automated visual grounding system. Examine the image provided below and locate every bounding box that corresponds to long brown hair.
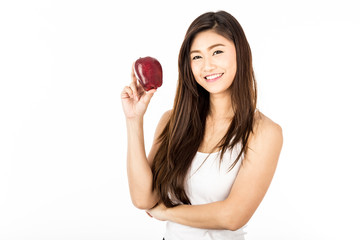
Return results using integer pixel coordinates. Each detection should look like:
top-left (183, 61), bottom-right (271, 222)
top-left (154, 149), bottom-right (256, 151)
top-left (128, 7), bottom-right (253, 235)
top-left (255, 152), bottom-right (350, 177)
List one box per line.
top-left (151, 11), bottom-right (257, 207)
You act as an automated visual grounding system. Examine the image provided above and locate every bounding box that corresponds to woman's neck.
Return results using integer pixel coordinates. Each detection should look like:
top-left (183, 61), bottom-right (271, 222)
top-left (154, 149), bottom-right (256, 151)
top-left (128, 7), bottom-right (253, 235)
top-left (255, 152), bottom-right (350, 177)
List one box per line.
top-left (208, 92), bottom-right (234, 121)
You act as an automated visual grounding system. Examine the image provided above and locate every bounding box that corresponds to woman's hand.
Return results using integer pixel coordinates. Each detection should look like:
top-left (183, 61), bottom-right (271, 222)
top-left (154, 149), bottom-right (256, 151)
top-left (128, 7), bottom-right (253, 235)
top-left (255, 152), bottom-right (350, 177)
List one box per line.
top-left (146, 202), bottom-right (168, 221)
top-left (121, 63), bottom-right (156, 120)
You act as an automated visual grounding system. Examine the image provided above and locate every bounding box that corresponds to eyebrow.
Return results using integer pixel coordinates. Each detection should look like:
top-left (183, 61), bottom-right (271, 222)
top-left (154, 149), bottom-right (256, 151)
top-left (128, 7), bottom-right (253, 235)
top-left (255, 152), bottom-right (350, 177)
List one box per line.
top-left (190, 43), bottom-right (225, 55)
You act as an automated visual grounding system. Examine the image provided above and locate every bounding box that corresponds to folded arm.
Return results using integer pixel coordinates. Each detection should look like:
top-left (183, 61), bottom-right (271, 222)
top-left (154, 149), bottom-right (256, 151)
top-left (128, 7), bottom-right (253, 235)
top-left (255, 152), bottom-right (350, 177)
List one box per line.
top-left (148, 115), bottom-right (283, 230)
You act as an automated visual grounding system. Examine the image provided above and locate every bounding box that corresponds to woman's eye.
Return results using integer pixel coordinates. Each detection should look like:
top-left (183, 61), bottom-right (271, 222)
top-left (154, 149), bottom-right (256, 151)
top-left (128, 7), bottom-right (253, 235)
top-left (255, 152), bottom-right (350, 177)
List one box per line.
top-left (192, 55), bottom-right (202, 60)
top-left (213, 50), bottom-right (223, 55)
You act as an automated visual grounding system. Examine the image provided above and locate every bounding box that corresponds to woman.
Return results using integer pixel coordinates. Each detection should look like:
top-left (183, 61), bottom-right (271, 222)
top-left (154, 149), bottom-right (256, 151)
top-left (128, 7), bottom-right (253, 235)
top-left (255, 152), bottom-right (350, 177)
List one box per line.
top-left (121, 10), bottom-right (283, 240)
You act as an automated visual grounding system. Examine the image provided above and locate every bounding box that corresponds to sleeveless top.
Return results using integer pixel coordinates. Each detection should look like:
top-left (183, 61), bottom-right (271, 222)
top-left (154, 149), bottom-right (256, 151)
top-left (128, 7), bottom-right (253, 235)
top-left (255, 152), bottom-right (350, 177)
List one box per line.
top-left (164, 143), bottom-right (247, 240)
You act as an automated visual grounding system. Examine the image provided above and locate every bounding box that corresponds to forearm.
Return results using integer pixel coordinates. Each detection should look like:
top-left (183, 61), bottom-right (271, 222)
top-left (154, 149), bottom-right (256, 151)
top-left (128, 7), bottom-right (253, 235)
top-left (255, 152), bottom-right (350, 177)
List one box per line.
top-left (126, 118), bottom-right (158, 209)
top-left (166, 201), bottom-right (235, 230)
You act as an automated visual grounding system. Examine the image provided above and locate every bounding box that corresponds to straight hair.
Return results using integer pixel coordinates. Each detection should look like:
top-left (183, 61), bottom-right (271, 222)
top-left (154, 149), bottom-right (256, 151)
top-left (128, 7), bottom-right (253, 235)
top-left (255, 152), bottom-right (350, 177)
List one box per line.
top-left (151, 11), bottom-right (257, 207)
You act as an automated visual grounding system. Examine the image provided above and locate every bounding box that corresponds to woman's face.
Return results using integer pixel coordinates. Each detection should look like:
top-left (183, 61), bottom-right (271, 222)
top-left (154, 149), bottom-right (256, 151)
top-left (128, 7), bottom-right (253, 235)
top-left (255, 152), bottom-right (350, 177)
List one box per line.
top-left (190, 30), bottom-right (237, 95)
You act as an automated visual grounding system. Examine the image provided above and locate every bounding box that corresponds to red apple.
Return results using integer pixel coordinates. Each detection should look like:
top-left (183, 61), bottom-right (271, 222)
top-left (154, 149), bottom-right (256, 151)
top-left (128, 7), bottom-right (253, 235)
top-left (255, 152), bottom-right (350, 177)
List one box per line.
top-left (134, 56), bottom-right (163, 91)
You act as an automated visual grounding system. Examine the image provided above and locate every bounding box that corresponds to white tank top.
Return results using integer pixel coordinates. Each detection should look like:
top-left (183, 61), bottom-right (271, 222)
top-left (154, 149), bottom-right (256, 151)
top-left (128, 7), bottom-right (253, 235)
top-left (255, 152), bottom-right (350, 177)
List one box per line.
top-left (164, 143), bottom-right (247, 240)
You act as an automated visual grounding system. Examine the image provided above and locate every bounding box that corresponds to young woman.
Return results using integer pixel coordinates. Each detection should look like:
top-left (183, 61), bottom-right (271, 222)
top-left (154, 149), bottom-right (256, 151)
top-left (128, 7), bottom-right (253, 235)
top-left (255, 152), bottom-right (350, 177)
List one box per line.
top-left (121, 10), bottom-right (283, 240)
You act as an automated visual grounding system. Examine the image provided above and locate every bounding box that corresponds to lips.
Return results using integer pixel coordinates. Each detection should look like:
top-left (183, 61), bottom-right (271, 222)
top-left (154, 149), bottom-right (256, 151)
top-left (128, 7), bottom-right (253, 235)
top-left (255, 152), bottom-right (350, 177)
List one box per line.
top-left (204, 73), bottom-right (224, 82)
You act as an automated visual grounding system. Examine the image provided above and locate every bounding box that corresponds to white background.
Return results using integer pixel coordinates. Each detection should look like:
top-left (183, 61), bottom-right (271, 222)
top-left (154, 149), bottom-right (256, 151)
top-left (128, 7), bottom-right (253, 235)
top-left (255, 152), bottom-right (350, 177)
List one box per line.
top-left (1, 0), bottom-right (359, 239)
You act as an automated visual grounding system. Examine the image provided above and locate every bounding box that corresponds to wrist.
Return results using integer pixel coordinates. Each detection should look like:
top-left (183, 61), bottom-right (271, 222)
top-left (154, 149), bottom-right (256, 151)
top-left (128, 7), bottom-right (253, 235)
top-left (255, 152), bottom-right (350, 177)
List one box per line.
top-left (126, 117), bottom-right (143, 126)
top-left (126, 117), bottom-right (144, 139)
top-left (165, 205), bottom-right (176, 222)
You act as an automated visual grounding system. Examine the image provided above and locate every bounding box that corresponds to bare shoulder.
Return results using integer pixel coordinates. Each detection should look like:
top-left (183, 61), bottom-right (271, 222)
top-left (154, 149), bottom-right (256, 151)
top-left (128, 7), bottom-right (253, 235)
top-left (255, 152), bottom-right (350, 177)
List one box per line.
top-left (157, 109), bottom-right (172, 130)
top-left (254, 110), bottom-right (282, 137)
top-left (153, 109), bottom-right (172, 142)
top-left (147, 109), bottom-right (172, 165)
top-left (249, 110), bottom-right (283, 154)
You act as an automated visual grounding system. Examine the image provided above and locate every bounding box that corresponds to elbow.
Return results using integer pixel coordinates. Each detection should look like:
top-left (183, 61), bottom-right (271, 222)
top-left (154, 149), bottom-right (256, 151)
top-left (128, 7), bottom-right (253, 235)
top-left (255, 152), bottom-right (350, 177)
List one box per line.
top-left (132, 202), bottom-right (150, 210)
top-left (222, 206), bottom-right (251, 231)
top-left (131, 197), bottom-right (157, 210)
top-left (226, 220), bottom-right (248, 231)
top-left (132, 199), bottom-right (153, 210)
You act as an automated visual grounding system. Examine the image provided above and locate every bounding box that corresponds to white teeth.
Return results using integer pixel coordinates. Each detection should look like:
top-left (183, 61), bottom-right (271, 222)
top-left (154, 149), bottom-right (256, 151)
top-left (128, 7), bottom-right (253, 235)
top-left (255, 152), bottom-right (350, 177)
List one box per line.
top-left (205, 73), bottom-right (222, 80)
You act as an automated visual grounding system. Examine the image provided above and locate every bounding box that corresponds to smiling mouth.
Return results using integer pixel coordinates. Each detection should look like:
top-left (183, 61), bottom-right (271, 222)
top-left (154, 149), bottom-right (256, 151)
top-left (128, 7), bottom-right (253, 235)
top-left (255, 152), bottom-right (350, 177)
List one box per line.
top-left (204, 73), bottom-right (224, 82)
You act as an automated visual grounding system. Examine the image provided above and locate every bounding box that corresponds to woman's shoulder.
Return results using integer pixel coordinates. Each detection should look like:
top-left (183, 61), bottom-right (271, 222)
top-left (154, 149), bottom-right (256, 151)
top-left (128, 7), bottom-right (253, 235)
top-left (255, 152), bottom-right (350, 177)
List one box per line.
top-left (150, 109), bottom-right (173, 152)
top-left (252, 109), bottom-right (283, 142)
top-left (244, 110), bottom-right (283, 165)
top-left (159, 109), bottom-right (172, 123)
top-left (163, 109), bottom-right (172, 118)
top-left (155, 109), bottom-right (172, 131)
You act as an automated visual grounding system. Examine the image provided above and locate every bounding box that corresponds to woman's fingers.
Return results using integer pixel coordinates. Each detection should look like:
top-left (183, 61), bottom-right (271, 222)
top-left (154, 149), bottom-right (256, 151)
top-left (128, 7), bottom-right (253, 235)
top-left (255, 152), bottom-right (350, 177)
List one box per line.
top-left (142, 89), bottom-right (156, 105)
top-left (129, 81), bottom-right (139, 101)
top-left (126, 63), bottom-right (157, 103)
top-left (131, 62), bottom-right (137, 83)
top-left (131, 62), bottom-right (146, 101)
top-left (121, 86), bottom-right (133, 99)
top-left (130, 64), bottom-right (139, 100)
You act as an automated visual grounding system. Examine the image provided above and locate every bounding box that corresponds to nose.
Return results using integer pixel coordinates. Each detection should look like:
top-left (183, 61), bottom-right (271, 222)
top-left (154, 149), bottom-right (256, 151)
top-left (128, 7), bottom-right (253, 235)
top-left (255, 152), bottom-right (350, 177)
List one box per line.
top-left (203, 57), bottom-right (215, 72)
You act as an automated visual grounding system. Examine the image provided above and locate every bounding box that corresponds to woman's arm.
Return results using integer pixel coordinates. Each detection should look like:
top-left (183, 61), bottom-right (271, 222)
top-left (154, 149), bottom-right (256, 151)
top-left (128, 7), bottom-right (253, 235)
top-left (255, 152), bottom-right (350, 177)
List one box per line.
top-left (126, 110), bottom-right (170, 210)
top-left (126, 118), bottom-right (157, 210)
top-left (122, 64), bottom-right (170, 210)
top-left (148, 114), bottom-right (283, 230)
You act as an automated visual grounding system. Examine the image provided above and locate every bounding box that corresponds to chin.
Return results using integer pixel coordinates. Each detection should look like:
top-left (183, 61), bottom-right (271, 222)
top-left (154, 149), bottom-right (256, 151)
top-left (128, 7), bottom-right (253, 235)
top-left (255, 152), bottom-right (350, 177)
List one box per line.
top-left (205, 87), bottom-right (232, 95)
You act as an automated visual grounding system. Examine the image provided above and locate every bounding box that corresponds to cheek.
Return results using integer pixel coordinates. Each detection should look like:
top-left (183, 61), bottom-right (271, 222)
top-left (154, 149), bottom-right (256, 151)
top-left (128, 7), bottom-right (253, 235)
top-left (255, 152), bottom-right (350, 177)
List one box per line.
top-left (190, 62), bottom-right (197, 73)
top-left (227, 56), bottom-right (237, 77)
top-left (191, 64), bottom-right (201, 80)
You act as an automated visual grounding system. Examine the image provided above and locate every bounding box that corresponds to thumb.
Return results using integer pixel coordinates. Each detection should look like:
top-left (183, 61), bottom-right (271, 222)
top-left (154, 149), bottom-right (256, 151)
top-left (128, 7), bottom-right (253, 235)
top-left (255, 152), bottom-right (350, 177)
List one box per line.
top-left (142, 89), bottom-right (156, 105)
